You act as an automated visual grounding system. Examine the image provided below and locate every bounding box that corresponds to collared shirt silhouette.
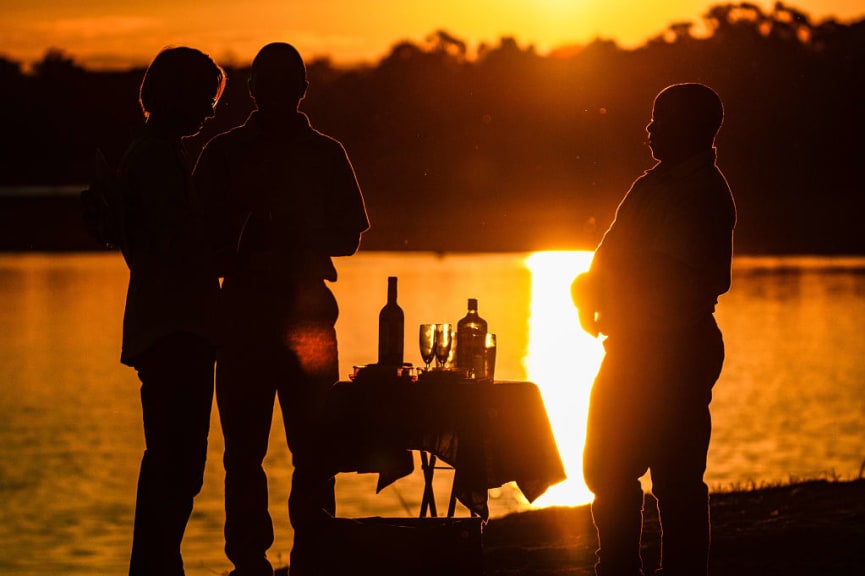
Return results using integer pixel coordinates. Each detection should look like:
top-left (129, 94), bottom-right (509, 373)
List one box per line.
top-left (572, 83), bottom-right (736, 576)
top-left (194, 42), bottom-right (369, 576)
top-left (119, 46), bottom-right (225, 576)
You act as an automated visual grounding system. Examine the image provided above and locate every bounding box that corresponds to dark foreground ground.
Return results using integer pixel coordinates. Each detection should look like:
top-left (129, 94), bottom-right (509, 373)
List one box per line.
top-left (482, 478), bottom-right (865, 576)
top-left (272, 478), bottom-right (865, 575)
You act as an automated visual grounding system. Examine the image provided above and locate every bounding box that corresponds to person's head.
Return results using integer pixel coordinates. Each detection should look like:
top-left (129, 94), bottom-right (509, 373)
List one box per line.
top-left (249, 42), bottom-right (308, 113)
top-left (647, 83), bottom-right (724, 163)
top-left (139, 46), bottom-right (226, 137)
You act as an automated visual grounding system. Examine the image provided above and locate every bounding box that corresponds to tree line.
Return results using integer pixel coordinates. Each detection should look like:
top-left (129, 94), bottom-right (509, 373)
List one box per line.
top-left (1, 2), bottom-right (863, 254)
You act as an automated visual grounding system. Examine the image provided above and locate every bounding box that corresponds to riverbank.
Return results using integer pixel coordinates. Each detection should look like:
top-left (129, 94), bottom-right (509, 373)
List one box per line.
top-left (482, 478), bottom-right (865, 575)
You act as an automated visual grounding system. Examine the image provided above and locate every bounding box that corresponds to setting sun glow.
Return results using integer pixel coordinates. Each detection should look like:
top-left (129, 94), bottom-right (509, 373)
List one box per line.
top-left (525, 251), bottom-right (604, 507)
top-left (1, 1), bottom-right (862, 69)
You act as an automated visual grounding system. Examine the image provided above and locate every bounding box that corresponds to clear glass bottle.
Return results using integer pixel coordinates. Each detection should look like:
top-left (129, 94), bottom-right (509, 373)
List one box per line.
top-left (378, 276), bottom-right (404, 366)
top-left (456, 298), bottom-right (487, 378)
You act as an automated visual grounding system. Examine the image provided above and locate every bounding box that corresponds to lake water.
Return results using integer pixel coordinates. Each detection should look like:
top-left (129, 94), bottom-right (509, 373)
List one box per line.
top-left (1, 252), bottom-right (864, 575)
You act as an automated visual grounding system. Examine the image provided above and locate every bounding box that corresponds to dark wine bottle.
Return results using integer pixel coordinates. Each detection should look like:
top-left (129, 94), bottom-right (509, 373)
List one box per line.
top-left (378, 276), bottom-right (404, 366)
top-left (456, 298), bottom-right (487, 378)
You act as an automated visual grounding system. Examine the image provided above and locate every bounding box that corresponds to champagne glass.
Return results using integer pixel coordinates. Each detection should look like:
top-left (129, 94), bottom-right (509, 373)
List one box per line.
top-left (419, 324), bottom-right (436, 371)
top-left (434, 323), bottom-right (453, 368)
top-left (484, 333), bottom-right (497, 380)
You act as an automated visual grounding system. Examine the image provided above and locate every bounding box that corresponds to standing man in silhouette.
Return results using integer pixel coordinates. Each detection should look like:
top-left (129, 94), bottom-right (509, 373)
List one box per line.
top-left (572, 83), bottom-right (736, 576)
top-left (194, 42), bottom-right (369, 576)
top-left (120, 47), bottom-right (225, 576)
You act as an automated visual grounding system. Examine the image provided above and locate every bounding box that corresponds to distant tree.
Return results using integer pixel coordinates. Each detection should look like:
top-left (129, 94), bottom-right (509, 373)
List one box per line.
top-left (0, 54), bottom-right (22, 78)
top-left (425, 29), bottom-right (468, 61)
top-left (31, 48), bottom-right (86, 78)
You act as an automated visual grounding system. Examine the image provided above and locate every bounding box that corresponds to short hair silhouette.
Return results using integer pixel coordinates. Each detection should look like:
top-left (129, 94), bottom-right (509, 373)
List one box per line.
top-left (249, 42), bottom-right (309, 110)
top-left (139, 46), bottom-right (226, 119)
top-left (654, 83), bottom-right (724, 146)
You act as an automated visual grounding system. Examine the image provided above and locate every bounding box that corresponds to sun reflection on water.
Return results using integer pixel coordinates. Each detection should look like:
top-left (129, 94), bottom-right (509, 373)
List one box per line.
top-left (525, 251), bottom-right (604, 507)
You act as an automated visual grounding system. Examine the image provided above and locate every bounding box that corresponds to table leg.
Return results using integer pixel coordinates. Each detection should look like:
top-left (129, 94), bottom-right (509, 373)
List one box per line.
top-left (419, 451), bottom-right (438, 517)
top-left (447, 481), bottom-right (457, 518)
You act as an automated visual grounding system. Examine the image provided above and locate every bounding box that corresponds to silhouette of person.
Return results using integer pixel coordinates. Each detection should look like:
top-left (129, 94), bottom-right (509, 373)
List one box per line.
top-left (193, 42), bottom-right (369, 576)
top-left (572, 83), bottom-right (736, 576)
top-left (119, 47), bottom-right (225, 576)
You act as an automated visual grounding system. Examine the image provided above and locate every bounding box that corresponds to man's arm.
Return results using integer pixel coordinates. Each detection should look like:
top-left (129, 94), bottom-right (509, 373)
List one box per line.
top-left (316, 143), bottom-right (370, 257)
top-left (571, 271), bottom-right (600, 338)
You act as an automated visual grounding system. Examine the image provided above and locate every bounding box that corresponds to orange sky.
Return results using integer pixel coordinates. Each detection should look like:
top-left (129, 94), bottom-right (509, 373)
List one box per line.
top-left (1, 0), bottom-right (863, 69)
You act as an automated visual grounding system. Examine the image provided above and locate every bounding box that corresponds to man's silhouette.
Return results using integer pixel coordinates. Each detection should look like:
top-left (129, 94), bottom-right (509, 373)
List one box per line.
top-left (572, 83), bottom-right (736, 576)
top-left (194, 42), bottom-right (369, 576)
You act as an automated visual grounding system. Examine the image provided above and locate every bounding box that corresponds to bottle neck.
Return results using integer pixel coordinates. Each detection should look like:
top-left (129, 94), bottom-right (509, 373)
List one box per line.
top-left (387, 277), bottom-right (398, 303)
top-left (467, 298), bottom-right (478, 315)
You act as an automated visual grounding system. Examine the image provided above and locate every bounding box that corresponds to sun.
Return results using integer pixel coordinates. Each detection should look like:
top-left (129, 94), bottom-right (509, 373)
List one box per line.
top-left (524, 250), bottom-right (604, 507)
top-left (536, 0), bottom-right (582, 13)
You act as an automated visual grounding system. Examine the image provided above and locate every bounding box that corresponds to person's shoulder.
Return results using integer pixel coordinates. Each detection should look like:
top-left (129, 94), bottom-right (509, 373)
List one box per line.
top-left (707, 161), bottom-right (733, 194)
top-left (625, 166), bottom-right (657, 194)
top-left (702, 161), bottom-right (736, 222)
top-left (678, 151), bottom-right (729, 192)
top-left (202, 123), bottom-right (250, 152)
top-left (123, 133), bottom-right (178, 172)
top-left (305, 125), bottom-right (348, 153)
top-left (130, 133), bottom-right (173, 156)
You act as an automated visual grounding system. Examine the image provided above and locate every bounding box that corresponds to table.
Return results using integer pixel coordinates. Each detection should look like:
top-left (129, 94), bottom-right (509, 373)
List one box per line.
top-left (319, 367), bottom-right (567, 521)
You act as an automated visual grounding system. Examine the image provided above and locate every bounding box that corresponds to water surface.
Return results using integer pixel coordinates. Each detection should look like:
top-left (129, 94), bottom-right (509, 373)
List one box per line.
top-left (1, 252), bottom-right (863, 575)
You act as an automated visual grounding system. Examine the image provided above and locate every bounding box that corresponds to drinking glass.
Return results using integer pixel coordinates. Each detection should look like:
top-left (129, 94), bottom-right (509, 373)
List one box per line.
top-left (434, 323), bottom-right (453, 368)
top-left (484, 333), bottom-right (497, 380)
top-left (419, 324), bottom-right (436, 371)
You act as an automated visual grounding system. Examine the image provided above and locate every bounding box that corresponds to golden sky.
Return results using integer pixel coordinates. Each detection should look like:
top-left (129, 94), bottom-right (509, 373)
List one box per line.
top-left (1, 0), bottom-right (863, 69)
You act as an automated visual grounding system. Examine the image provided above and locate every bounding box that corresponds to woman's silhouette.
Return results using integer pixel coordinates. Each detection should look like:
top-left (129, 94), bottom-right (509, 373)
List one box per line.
top-left (119, 46), bottom-right (225, 576)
